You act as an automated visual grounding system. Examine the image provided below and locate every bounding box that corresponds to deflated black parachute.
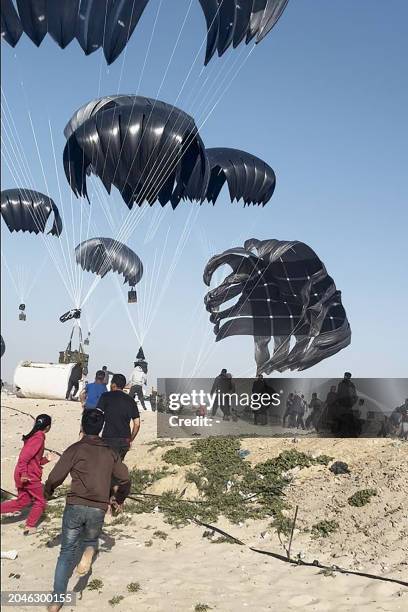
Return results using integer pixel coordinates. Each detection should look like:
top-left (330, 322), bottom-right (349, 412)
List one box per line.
top-left (198, 0), bottom-right (290, 64)
top-left (75, 237), bottom-right (143, 287)
top-left (186, 148), bottom-right (276, 205)
top-left (1, 188), bottom-right (63, 236)
top-left (204, 238), bottom-right (351, 373)
top-left (1, 1), bottom-right (289, 65)
top-left (0, 334), bottom-right (5, 358)
top-left (1, 0), bottom-right (150, 65)
top-left (63, 95), bottom-right (209, 209)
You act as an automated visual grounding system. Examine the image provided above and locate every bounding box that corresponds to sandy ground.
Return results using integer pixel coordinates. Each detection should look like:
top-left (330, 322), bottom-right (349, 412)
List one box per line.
top-left (1, 394), bottom-right (407, 612)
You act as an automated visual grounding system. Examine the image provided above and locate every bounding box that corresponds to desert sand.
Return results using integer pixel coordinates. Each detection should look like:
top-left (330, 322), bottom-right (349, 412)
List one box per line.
top-left (1, 394), bottom-right (407, 612)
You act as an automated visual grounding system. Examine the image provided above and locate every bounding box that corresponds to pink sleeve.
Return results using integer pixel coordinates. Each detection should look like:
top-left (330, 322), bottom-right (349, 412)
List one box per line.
top-left (17, 436), bottom-right (44, 476)
top-left (40, 456), bottom-right (50, 466)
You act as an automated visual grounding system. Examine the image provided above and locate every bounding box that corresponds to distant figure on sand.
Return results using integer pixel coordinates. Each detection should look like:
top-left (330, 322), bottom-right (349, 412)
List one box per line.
top-left (65, 362), bottom-right (83, 401)
top-left (282, 393), bottom-right (295, 427)
top-left (306, 393), bottom-right (323, 430)
top-left (97, 373), bottom-right (141, 460)
top-left (45, 410), bottom-right (131, 612)
top-left (128, 361), bottom-right (148, 410)
top-left (80, 370), bottom-right (107, 409)
top-left (211, 369), bottom-right (234, 420)
top-left (0, 414), bottom-right (57, 534)
top-left (101, 365), bottom-right (113, 385)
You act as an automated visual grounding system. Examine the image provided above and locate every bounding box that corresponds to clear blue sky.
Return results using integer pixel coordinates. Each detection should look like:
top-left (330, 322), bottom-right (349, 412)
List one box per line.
top-left (1, 0), bottom-right (407, 385)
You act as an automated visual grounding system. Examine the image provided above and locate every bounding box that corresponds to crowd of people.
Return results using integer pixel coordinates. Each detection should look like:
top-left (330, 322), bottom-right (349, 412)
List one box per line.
top-left (1, 370), bottom-right (141, 611)
top-left (207, 370), bottom-right (408, 439)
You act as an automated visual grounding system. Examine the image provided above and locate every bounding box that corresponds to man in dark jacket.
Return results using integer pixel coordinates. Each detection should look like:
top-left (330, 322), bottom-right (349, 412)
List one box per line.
top-left (65, 362), bottom-right (83, 400)
top-left (45, 410), bottom-right (130, 611)
top-left (210, 369), bottom-right (234, 420)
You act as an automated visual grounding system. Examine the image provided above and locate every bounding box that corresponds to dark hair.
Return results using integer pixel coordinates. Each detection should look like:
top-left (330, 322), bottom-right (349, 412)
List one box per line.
top-left (82, 409), bottom-right (104, 436)
top-left (95, 370), bottom-right (105, 380)
top-left (22, 414), bottom-right (52, 441)
top-left (344, 372), bottom-right (352, 378)
top-left (111, 373), bottom-right (126, 389)
top-left (102, 366), bottom-right (107, 370)
top-left (221, 368), bottom-right (227, 375)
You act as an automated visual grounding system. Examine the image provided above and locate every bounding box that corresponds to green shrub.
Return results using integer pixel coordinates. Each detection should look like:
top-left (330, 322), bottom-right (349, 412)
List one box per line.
top-left (162, 447), bottom-right (196, 466)
top-left (311, 520), bottom-right (339, 538)
top-left (348, 489), bottom-right (377, 507)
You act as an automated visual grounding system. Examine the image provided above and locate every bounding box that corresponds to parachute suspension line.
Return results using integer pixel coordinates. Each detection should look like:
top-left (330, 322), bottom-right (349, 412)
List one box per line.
top-left (24, 254), bottom-right (49, 302)
top-left (135, 0), bottom-right (165, 95)
top-left (27, 109), bottom-right (78, 302)
top-left (142, 206), bottom-right (201, 341)
top-left (48, 119), bottom-right (81, 305)
top-left (1, 251), bottom-right (22, 301)
top-left (89, 297), bottom-right (117, 332)
top-left (96, 0), bottom-right (112, 98)
top-left (114, 274), bottom-right (142, 344)
top-left (1, 89), bottom-right (77, 303)
top-left (0, 127), bottom-right (76, 304)
top-left (143, 205), bottom-right (169, 244)
top-left (1, 91), bottom-right (68, 284)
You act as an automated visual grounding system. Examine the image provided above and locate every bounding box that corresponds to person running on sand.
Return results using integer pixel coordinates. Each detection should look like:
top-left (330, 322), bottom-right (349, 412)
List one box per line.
top-left (45, 409), bottom-right (131, 612)
top-left (65, 362), bottom-right (83, 401)
top-left (0, 414), bottom-right (57, 534)
top-left (97, 373), bottom-right (141, 460)
top-left (79, 370), bottom-right (107, 409)
top-left (128, 361), bottom-right (147, 410)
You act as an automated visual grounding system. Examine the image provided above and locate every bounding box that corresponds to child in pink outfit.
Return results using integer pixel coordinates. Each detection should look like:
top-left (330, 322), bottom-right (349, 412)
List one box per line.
top-left (1, 414), bottom-right (54, 533)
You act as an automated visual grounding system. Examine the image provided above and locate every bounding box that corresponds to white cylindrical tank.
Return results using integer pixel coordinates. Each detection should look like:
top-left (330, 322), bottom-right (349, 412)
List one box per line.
top-left (13, 361), bottom-right (80, 400)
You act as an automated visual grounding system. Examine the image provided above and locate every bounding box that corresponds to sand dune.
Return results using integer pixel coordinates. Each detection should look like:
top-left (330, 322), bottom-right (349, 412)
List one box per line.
top-left (1, 395), bottom-right (407, 611)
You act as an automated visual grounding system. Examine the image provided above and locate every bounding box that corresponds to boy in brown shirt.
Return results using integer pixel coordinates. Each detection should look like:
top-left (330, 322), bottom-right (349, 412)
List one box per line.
top-left (45, 409), bottom-right (130, 611)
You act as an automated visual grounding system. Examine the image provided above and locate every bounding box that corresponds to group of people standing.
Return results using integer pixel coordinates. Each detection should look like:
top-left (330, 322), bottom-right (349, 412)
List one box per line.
top-left (66, 360), bottom-right (148, 412)
top-left (1, 369), bottom-right (142, 611)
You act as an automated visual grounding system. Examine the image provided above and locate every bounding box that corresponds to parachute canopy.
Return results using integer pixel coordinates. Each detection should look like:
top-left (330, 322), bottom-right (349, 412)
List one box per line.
top-left (2, 1), bottom-right (289, 65)
top-left (1, 189), bottom-right (62, 236)
top-left (75, 237), bottom-right (143, 287)
top-left (64, 95), bottom-right (209, 209)
top-left (1, 0), bottom-right (150, 64)
top-left (198, 0), bottom-right (290, 64)
top-left (204, 238), bottom-right (351, 373)
top-left (187, 148), bottom-right (276, 205)
top-left (1, 335), bottom-right (5, 358)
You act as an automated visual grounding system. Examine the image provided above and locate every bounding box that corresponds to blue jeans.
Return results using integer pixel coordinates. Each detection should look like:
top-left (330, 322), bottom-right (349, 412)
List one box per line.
top-left (53, 504), bottom-right (105, 595)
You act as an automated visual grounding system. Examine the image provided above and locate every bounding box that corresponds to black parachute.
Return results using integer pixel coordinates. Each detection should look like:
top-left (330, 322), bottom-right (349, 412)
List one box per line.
top-left (204, 238), bottom-right (351, 373)
top-left (1, 0), bottom-right (150, 65)
top-left (2, 1), bottom-right (289, 65)
top-left (1, 188), bottom-right (62, 236)
top-left (0, 334), bottom-right (5, 358)
top-left (63, 95), bottom-right (209, 209)
top-left (198, 0), bottom-right (290, 64)
top-left (75, 237), bottom-right (143, 287)
top-left (186, 148), bottom-right (276, 205)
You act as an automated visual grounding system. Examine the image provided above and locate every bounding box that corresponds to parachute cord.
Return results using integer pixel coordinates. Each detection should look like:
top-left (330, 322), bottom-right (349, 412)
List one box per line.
top-left (1, 250), bottom-right (22, 302)
top-left (1, 86), bottom-right (76, 300)
top-left (1, 89), bottom-right (78, 304)
top-left (135, 0), bottom-right (165, 95)
top-left (0, 145), bottom-right (75, 304)
top-left (48, 119), bottom-right (80, 304)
